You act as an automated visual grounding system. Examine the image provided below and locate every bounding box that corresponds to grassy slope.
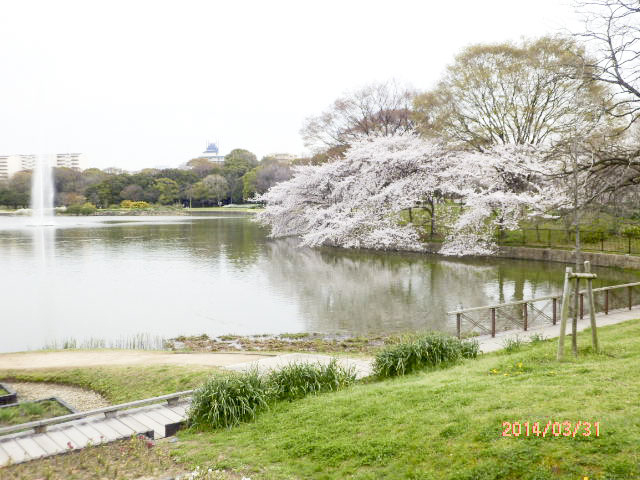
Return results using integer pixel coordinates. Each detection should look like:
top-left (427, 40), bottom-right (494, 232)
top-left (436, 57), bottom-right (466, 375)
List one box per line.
top-left (0, 365), bottom-right (217, 404)
top-left (174, 321), bottom-right (640, 480)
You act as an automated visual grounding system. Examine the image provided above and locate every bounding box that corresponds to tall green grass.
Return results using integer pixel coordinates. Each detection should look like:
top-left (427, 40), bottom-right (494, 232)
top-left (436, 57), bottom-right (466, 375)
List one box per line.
top-left (373, 333), bottom-right (479, 378)
top-left (188, 361), bottom-right (356, 430)
top-left (266, 360), bottom-right (356, 402)
top-left (188, 370), bottom-right (268, 430)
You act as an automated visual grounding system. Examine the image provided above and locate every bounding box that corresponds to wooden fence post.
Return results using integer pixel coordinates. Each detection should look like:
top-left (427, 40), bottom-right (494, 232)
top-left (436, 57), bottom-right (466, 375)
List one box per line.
top-left (557, 267), bottom-right (573, 361)
top-left (491, 308), bottom-right (496, 338)
top-left (629, 286), bottom-right (633, 310)
top-left (605, 290), bottom-right (609, 315)
top-left (552, 297), bottom-right (557, 325)
top-left (580, 293), bottom-right (584, 319)
top-left (456, 313), bottom-right (461, 339)
top-left (523, 303), bottom-right (528, 331)
top-left (584, 261), bottom-right (599, 353)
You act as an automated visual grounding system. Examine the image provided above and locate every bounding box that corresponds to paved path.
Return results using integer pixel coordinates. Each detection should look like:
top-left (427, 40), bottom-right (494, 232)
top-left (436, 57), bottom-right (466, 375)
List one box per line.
top-left (474, 306), bottom-right (640, 352)
top-left (0, 399), bottom-right (190, 467)
top-left (0, 350), bottom-right (273, 370)
top-left (226, 353), bottom-right (374, 379)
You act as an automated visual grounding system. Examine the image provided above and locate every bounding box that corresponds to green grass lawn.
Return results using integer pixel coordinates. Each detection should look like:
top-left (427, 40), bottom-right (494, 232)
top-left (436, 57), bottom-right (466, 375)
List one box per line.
top-left (0, 399), bottom-right (71, 427)
top-left (174, 320), bottom-right (640, 480)
top-left (0, 365), bottom-right (218, 404)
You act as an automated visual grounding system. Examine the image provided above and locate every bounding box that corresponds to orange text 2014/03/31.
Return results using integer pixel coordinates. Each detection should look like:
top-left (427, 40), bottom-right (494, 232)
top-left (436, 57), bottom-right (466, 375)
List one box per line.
top-left (501, 421), bottom-right (601, 438)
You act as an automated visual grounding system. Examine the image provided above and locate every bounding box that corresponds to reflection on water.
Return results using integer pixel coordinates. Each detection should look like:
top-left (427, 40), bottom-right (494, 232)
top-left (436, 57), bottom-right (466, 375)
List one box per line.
top-left (0, 216), bottom-right (637, 352)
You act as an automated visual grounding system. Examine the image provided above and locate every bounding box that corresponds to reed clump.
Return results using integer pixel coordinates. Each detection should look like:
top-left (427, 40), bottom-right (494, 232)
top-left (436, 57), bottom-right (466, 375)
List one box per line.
top-left (373, 333), bottom-right (479, 378)
top-left (187, 360), bottom-right (355, 430)
top-left (266, 359), bottom-right (356, 402)
top-left (188, 370), bottom-right (268, 430)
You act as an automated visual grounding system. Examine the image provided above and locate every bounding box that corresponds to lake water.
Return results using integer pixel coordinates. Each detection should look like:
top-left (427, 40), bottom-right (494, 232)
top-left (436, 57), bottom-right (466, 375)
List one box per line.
top-left (0, 215), bottom-right (637, 353)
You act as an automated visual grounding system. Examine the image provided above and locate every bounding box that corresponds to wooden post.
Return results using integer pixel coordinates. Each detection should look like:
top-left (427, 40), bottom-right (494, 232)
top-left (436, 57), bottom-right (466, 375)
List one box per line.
top-left (491, 308), bottom-right (496, 338)
top-left (456, 313), bottom-right (461, 339)
top-left (523, 303), bottom-right (528, 331)
top-left (605, 290), bottom-right (609, 315)
top-left (580, 293), bottom-right (584, 319)
top-left (572, 276), bottom-right (580, 356)
top-left (557, 267), bottom-right (573, 361)
top-left (552, 297), bottom-right (557, 325)
top-left (584, 261), bottom-right (599, 353)
top-left (629, 286), bottom-right (633, 310)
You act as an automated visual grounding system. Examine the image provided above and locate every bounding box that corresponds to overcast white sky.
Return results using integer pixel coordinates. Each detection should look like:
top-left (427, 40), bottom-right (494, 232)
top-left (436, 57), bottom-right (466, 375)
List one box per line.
top-left (0, 0), bottom-right (581, 171)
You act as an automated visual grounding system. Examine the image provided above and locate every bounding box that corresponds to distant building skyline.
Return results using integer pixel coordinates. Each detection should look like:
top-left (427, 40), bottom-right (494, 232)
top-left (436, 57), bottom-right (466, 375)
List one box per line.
top-left (0, 153), bottom-right (87, 180)
top-left (199, 141), bottom-right (225, 163)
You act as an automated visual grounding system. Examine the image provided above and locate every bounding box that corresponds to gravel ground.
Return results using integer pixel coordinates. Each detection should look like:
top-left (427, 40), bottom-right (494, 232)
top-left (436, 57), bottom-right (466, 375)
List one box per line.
top-left (3, 382), bottom-right (110, 411)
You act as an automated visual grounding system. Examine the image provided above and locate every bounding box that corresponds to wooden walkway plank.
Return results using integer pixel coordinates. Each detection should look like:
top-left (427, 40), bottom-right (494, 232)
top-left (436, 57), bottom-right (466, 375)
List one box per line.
top-left (15, 437), bottom-right (47, 460)
top-left (45, 429), bottom-right (76, 451)
top-left (144, 409), bottom-right (180, 428)
top-left (31, 433), bottom-right (61, 456)
top-left (47, 429), bottom-right (73, 453)
top-left (116, 413), bottom-right (154, 435)
top-left (128, 412), bottom-right (165, 438)
top-left (102, 417), bottom-right (136, 437)
top-left (166, 403), bottom-right (188, 418)
top-left (151, 406), bottom-right (184, 424)
top-left (0, 439), bottom-right (28, 464)
top-left (74, 421), bottom-right (110, 445)
top-left (0, 443), bottom-right (12, 466)
top-left (57, 425), bottom-right (91, 449)
top-left (79, 419), bottom-right (120, 443)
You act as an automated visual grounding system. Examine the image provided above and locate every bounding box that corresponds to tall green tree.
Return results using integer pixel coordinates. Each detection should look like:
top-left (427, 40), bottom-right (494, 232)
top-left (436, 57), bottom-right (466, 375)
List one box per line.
top-left (190, 174), bottom-right (229, 206)
top-left (413, 36), bottom-right (611, 150)
top-left (223, 149), bottom-right (258, 203)
top-left (153, 178), bottom-right (180, 205)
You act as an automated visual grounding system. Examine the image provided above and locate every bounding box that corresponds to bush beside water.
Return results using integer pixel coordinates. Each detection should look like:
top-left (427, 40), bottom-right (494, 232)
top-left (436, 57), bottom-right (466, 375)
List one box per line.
top-left (188, 360), bottom-right (355, 430)
top-left (266, 359), bottom-right (356, 402)
top-left (373, 333), bottom-right (479, 378)
top-left (188, 371), bottom-right (268, 430)
top-left (65, 202), bottom-right (97, 215)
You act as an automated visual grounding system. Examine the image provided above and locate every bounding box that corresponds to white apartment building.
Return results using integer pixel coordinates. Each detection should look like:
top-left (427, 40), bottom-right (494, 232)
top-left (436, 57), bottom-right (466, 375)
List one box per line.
top-left (55, 153), bottom-right (86, 170)
top-left (0, 153), bottom-right (87, 180)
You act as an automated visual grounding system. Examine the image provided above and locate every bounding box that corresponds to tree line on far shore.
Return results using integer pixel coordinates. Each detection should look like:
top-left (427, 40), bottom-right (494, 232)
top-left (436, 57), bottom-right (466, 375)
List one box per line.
top-left (0, 149), bottom-right (301, 209)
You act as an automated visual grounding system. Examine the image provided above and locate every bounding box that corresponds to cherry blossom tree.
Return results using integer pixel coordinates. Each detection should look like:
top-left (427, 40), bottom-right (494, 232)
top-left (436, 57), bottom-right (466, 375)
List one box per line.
top-left (256, 135), bottom-right (563, 256)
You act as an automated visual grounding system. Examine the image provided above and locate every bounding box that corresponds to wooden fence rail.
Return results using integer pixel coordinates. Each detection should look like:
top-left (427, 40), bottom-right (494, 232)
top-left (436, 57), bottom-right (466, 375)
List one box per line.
top-left (448, 281), bottom-right (640, 339)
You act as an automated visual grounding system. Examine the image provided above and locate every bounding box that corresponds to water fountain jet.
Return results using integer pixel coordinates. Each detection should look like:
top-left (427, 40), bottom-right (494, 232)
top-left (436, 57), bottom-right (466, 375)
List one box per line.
top-left (30, 154), bottom-right (55, 226)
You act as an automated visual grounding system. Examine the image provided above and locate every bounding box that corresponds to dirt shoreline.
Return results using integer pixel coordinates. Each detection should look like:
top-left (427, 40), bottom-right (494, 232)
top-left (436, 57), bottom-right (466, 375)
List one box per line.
top-left (0, 350), bottom-right (274, 370)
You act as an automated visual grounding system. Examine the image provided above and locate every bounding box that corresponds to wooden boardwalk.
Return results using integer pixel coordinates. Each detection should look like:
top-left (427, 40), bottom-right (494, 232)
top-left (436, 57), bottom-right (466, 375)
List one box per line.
top-left (0, 398), bottom-right (190, 467)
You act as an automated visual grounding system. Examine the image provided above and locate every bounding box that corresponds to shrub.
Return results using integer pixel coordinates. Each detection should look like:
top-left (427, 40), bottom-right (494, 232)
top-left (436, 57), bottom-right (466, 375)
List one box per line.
top-left (187, 370), bottom-right (268, 430)
top-left (65, 202), bottom-right (97, 215)
top-left (266, 359), bottom-right (356, 402)
top-left (373, 333), bottom-right (479, 378)
top-left (120, 200), bottom-right (151, 209)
